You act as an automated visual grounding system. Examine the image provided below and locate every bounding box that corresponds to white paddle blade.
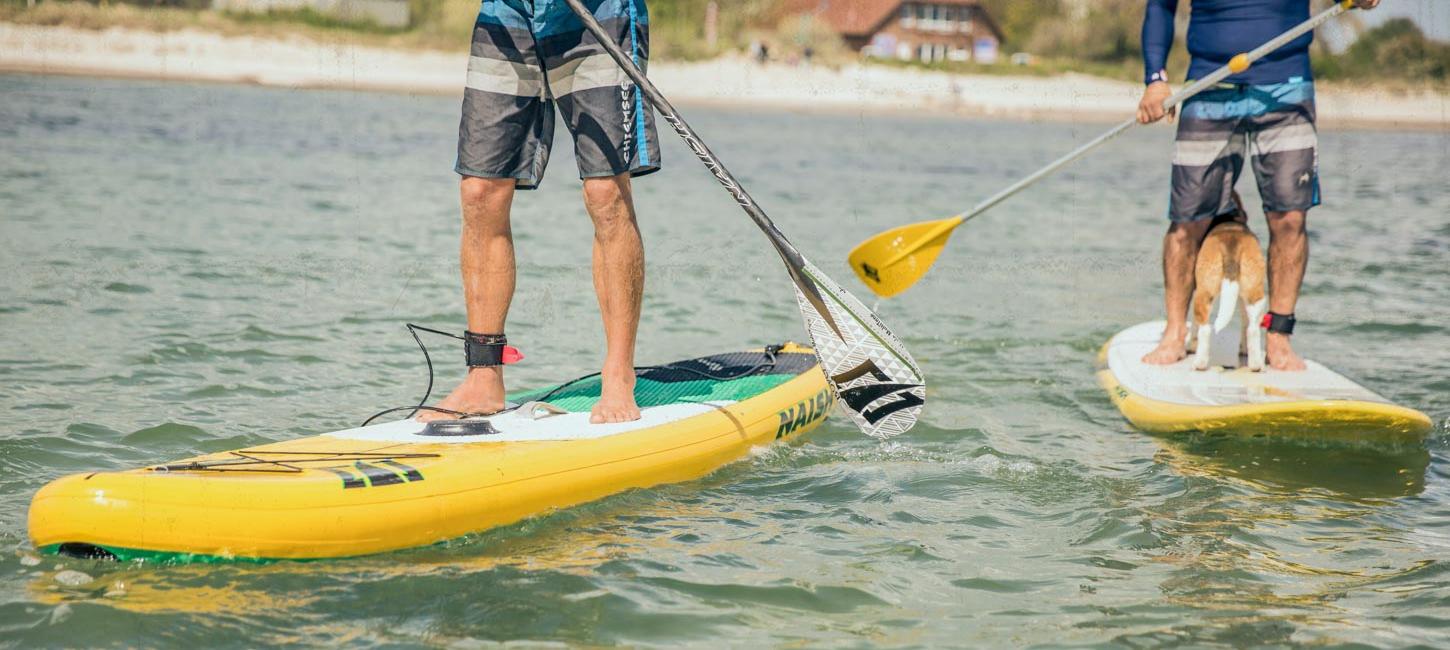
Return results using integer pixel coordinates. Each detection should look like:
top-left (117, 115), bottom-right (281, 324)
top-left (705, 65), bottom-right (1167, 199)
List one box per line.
top-left (793, 257), bottom-right (925, 439)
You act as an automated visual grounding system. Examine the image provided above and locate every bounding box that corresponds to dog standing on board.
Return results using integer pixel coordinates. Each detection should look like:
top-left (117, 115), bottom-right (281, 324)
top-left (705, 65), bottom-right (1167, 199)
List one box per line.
top-left (1187, 197), bottom-right (1268, 372)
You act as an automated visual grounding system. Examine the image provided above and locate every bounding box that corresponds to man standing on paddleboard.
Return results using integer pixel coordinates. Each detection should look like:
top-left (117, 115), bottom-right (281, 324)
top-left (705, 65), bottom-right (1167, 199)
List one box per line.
top-left (424, 0), bottom-right (660, 424)
top-left (1137, 0), bottom-right (1379, 371)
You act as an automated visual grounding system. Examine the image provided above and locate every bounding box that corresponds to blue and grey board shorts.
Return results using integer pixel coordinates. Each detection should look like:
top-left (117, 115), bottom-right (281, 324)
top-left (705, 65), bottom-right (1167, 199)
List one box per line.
top-left (456, 0), bottom-right (660, 189)
top-left (1170, 80), bottom-right (1320, 222)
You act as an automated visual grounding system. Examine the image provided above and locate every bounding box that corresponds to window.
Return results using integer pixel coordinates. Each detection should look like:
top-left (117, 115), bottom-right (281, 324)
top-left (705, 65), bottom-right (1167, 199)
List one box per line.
top-left (918, 42), bottom-right (952, 63)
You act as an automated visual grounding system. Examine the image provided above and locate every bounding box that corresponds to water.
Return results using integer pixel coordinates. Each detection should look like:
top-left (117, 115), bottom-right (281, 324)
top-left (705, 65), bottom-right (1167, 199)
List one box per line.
top-left (2, 73), bottom-right (1448, 647)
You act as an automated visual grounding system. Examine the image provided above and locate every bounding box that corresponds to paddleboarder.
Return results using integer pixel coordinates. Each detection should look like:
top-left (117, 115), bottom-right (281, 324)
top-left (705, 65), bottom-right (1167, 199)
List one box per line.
top-left (426, 0), bottom-right (661, 424)
top-left (1137, 0), bottom-right (1380, 371)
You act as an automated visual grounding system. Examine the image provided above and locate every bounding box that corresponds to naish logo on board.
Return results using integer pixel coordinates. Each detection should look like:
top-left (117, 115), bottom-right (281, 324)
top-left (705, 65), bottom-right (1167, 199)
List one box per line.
top-left (321, 459), bottom-right (424, 490)
top-left (831, 360), bottom-right (924, 425)
top-left (776, 388), bottom-right (833, 439)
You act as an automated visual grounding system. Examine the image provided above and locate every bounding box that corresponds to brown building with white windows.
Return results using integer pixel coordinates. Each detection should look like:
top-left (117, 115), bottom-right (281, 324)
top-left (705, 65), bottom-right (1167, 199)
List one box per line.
top-left (790, 0), bottom-right (1005, 64)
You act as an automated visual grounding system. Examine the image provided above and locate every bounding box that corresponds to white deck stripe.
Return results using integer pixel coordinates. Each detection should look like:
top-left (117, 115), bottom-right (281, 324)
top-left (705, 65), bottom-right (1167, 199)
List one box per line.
top-left (326, 401), bottom-right (737, 444)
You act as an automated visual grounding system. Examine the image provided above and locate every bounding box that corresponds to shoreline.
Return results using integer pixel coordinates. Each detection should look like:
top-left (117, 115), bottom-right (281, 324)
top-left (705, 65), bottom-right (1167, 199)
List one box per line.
top-left (3, 23), bottom-right (1447, 130)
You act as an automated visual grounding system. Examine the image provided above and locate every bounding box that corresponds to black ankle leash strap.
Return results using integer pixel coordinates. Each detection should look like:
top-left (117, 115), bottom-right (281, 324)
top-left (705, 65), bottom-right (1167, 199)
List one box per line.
top-left (1261, 311), bottom-right (1296, 335)
top-left (465, 331), bottom-right (508, 367)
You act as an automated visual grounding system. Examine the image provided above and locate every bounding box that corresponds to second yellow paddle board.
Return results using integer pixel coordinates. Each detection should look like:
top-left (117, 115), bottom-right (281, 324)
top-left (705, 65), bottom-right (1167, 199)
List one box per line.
top-left (1097, 321), bottom-right (1432, 443)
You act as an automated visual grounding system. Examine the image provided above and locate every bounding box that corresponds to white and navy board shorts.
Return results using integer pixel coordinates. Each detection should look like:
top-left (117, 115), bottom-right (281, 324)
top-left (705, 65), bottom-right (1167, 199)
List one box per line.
top-left (1170, 80), bottom-right (1320, 222)
top-left (456, 0), bottom-right (660, 189)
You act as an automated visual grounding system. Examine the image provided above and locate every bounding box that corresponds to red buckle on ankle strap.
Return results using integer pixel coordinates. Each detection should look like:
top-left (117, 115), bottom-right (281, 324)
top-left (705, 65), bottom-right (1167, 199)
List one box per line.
top-left (501, 346), bottom-right (524, 365)
top-left (1261, 313), bottom-right (1272, 329)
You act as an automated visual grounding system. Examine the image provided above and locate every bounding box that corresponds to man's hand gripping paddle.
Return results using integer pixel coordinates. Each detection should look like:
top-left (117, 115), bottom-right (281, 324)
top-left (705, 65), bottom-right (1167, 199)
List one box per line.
top-left (563, 0), bottom-right (925, 438)
top-left (847, 0), bottom-right (1360, 299)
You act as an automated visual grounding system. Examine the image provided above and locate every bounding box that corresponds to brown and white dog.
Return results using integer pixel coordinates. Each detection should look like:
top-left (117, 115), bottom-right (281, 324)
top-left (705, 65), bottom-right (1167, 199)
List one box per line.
top-left (1187, 199), bottom-right (1268, 372)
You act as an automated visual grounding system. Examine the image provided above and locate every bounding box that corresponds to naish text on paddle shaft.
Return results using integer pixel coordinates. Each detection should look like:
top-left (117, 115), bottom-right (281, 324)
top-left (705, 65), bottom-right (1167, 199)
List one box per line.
top-left (563, 0), bottom-right (925, 438)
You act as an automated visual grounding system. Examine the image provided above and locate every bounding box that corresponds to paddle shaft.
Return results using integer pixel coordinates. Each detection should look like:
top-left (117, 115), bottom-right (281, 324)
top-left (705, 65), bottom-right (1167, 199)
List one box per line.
top-left (949, 0), bottom-right (1353, 228)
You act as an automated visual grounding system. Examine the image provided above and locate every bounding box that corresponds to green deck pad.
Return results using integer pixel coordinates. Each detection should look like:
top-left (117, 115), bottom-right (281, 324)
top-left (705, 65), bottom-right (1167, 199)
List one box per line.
top-left (509, 373), bottom-right (796, 414)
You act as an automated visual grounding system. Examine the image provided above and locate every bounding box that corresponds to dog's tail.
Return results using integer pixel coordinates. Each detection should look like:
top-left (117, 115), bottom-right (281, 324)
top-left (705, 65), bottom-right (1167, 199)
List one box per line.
top-left (1213, 279), bottom-right (1239, 333)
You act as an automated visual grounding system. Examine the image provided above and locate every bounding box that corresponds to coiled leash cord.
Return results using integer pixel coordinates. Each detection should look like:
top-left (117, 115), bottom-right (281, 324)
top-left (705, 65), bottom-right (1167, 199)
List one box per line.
top-left (361, 324), bottom-right (783, 427)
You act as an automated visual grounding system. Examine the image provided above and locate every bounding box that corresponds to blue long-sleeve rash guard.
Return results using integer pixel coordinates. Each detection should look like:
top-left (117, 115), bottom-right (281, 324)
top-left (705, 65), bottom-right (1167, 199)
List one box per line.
top-left (1142, 0), bottom-right (1314, 85)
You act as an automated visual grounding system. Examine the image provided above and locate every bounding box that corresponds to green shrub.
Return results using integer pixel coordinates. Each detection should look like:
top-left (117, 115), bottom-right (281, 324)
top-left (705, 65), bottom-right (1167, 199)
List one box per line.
top-left (1316, 18), bottom-right (1449, 84)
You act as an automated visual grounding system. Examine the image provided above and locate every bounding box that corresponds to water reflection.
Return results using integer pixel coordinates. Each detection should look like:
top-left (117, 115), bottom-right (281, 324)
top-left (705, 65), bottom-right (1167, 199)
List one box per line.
top-left (21, 491), bottom-right (714, 617)
top-left (1155, 433), bottom-right (1429, 498)
top-left (1131, 434), bottom-right (1434, 644)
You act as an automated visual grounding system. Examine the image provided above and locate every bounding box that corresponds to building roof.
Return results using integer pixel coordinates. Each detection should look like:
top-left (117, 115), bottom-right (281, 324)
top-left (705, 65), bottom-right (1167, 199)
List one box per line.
top-left (787, 0), bottom-right (1005, 41)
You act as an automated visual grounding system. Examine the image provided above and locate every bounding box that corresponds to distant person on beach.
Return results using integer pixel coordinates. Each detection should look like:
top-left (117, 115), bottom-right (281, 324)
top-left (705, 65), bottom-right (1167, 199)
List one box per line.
top-left (426, 0), bottom-right (660, 424)
top-left (1137, 0), bottom-right (1381, 371)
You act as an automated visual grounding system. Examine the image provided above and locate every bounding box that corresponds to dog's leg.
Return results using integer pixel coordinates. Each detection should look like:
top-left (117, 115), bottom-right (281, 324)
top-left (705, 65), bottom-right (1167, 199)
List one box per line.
top-left (1191, 288), bottom-right (1215, 371)
top-left (1192, 323), bottom-right (1213, 371)
top-left (1239, 295), bottom-right (1249, 358)
top-left (1245, 297), bottom-right (1268, 371)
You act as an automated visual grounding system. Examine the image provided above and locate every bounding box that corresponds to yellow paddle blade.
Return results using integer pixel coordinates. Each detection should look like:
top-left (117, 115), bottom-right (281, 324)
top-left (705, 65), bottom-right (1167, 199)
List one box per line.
top-left (847, 216), bottom-right (963, 298)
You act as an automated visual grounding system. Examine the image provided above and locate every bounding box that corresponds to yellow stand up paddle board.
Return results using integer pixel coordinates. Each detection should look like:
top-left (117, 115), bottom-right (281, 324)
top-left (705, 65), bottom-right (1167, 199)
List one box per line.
top-left (29, 344), bottom-right (833, 563)
top-left (1097, 321), bottom-right (1433, 443)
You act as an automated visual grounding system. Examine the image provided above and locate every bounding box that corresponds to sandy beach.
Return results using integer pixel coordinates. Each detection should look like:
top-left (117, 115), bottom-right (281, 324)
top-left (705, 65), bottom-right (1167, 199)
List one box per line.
top-left (2, 22), bottom-right (1447, 128)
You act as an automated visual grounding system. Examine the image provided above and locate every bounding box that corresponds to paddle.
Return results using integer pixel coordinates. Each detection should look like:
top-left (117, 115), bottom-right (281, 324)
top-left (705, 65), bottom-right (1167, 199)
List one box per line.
top-left (847, 0), bottom-right (1359, 298)
top-left (562, 0), bottom-right (925, 438)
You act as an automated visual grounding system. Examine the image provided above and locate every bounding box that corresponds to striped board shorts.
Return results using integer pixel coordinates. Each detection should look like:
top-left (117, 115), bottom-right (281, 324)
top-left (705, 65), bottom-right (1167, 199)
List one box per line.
top-left (455, 0), bottom-right (660, 189)
top-left (1169, 80), bottom-right (1320, 222)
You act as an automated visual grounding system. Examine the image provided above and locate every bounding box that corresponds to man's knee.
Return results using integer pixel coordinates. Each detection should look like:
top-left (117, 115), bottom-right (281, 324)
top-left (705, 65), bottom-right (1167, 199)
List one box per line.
top-left (583, 174), bottom-right (632, 208)
top-left (1266, 210), bottom-right (1307, 238)
top-left (1165, 219), bottom-right (1212, 248)
top-left (583, 175), bottom-right (636, 231)
top-left (459, 176), bottom-right (515, 209)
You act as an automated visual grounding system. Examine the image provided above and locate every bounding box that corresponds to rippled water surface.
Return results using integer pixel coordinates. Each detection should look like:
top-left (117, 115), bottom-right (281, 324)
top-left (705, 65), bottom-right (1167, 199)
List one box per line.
top-left (2, 73), bottom-right (1448, 647)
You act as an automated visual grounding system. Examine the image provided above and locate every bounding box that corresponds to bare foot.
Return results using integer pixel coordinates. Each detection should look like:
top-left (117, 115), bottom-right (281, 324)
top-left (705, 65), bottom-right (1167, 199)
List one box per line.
top-left (416, 368), bottom-right (506, 421)
top-left (1265, 332), bottom-right (1306, 371)
top-left (1142, 327), bottom-right (1188, 365)
top-left (590, 369), bottom-right (640, 424)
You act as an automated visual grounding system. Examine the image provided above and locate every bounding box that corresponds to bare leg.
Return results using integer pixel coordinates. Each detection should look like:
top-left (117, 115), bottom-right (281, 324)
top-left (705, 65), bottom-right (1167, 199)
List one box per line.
top-left (1265, 209), bottom-right (1308, 371)
top-left (419, 176), bottom-right (517, 421)
top-left (582, 173), bottom-right (644, 424)
top-left (1143, 218), bottom-right (1214, 364)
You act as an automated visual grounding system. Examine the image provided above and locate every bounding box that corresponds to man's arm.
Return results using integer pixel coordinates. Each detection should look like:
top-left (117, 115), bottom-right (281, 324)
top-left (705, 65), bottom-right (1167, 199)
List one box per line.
top-left (1141, 0), bottom-right (1177, 86)
top-left (1138, 0), bottom-right (1178, 124)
